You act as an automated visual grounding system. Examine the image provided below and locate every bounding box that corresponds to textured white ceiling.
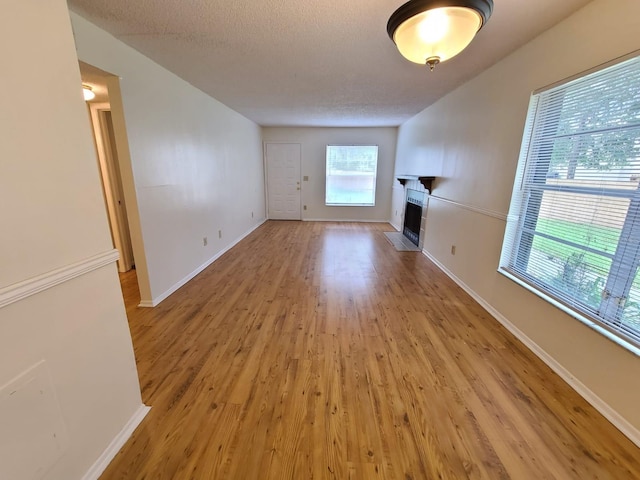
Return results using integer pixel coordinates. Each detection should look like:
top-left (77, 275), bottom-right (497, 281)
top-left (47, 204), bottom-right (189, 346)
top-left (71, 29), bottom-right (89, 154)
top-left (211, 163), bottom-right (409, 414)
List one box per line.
top-left (68, 0), bottom-right (592, 127)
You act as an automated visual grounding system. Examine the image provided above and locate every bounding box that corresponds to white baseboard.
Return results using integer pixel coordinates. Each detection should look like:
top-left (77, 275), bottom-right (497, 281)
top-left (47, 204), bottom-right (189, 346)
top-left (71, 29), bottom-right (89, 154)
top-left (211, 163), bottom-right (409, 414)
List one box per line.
top-left (139, 220), bottom-right (267, 307)
top-left (422, 249), bottom-right (640, 449)
top-left (82, 404), bottom-right (151, 480)
top-left (302, 218), bottom-right (389, 223)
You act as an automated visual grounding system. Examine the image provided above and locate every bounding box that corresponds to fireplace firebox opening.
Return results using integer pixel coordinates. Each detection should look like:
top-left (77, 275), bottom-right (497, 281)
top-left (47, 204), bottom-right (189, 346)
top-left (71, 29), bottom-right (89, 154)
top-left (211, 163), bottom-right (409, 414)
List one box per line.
top-left (403, 189), bottom-right (423, 246)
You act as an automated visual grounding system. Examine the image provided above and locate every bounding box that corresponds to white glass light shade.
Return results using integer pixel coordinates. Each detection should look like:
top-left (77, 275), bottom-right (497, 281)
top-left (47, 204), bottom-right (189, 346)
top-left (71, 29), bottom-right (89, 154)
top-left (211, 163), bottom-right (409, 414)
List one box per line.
top-left (392, 7), bottom-right (482, 65)
top-left (83, 85), bottom-right (95, 101)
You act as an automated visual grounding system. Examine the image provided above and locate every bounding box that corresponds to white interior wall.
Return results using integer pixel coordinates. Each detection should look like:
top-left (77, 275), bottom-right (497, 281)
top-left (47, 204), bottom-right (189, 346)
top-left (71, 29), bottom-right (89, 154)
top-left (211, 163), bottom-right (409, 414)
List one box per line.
top-left (262, 127), bottom-right (397, 221)
top-left (70, 13), bottom-right (266, 306)
top-left (395, 0), bottom-right (640, 438)
top-left (0, 1), bottom-right (143, 479)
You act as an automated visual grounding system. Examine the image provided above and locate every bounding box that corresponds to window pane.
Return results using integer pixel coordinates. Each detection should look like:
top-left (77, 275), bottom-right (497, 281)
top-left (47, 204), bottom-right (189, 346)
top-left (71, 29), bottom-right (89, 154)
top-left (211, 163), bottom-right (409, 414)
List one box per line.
top-left (536, 191), bottom-right (627, 252)
top-left (528, 235), bottom-right (612, 312)
top-left (547, 127), bottom-right (640, 181)
top-left (326, 146), bottom-right (378, 206)
top-left (621, 267), bottom-right (640, 340)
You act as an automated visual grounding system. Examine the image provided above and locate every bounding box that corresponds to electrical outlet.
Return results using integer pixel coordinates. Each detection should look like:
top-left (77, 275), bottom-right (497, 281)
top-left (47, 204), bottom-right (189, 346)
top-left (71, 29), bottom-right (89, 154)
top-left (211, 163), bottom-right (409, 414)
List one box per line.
top-left (451, 245), bottom-right (456, 255)
top-left (304, 205), bottom-right (307, 211)
top-left (303, 176), bottom-right (309, 181)
top-left (203, 237), bottom-right (208, 246)
top-left (218, 230), bottom-right (222, 239)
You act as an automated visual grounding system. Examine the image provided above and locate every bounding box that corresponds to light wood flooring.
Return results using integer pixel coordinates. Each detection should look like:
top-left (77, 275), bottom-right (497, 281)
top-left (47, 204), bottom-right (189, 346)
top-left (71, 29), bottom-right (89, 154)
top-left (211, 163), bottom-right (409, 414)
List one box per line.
top-left (107, 221), bottom-right (640, 479)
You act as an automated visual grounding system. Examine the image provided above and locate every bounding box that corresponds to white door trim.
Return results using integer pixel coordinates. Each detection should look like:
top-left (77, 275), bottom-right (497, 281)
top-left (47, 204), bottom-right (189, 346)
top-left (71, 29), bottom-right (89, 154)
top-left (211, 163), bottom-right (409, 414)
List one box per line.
top-left (89, 103), bottom-right (134, 272)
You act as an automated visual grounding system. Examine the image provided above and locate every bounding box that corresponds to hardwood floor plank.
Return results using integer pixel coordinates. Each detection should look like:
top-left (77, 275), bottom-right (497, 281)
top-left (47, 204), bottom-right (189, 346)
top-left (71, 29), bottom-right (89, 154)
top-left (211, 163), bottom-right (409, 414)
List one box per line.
top-left (106, 221), bottom-right (640, 479)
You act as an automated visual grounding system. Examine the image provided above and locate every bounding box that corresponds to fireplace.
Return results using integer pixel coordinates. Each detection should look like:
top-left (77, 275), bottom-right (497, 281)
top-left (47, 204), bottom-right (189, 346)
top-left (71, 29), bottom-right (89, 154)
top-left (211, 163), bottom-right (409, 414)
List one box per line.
top-left (403, 189), bottom-right (423, 246)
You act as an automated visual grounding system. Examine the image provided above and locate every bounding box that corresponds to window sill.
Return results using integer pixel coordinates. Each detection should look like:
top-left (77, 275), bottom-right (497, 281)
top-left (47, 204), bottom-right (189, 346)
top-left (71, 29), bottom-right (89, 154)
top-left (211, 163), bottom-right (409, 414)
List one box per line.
top-left (498, 268), bottom-right (640, 357)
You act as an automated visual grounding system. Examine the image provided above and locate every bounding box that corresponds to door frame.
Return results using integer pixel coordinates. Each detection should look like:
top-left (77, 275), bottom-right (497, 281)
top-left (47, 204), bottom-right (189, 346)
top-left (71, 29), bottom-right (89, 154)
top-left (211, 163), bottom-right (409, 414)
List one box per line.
top-left (89, 102), bottom-right (135, 272)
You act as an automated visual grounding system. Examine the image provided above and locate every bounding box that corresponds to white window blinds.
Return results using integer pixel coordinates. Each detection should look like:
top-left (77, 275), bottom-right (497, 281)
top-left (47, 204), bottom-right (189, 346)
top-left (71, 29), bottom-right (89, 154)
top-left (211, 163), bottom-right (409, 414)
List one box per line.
top-left (325, 145), bottom-right (378, 206)
top-left (500, 55), bottom-right (640, 347)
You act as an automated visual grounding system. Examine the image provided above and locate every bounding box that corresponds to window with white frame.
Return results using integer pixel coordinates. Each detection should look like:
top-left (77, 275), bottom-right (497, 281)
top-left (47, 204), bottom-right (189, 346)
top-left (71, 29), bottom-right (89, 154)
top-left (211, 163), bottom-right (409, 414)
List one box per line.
top-left (325, 145), bottom-right (378, 206)
top-left (500, 55), bottom-right (640, 348)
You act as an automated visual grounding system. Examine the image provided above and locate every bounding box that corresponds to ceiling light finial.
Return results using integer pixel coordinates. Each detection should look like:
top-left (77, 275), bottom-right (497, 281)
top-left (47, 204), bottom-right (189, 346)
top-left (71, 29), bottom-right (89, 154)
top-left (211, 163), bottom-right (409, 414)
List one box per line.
top-left (426, 56), bottom-right (440, 71)
top-left (387, 0), bottom-right (493, 71)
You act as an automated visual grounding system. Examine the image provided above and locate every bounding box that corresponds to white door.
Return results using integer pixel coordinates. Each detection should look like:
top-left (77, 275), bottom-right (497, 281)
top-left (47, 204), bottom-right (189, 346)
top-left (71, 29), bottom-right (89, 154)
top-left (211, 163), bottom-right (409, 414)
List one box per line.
top-left (266, 143), bottom-right (301, 220)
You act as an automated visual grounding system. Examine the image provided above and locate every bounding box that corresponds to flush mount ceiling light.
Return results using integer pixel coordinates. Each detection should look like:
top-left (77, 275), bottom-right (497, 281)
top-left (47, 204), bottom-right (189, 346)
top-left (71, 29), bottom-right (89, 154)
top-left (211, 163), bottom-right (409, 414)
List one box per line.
top-left (82, 84), bottom-right (95, 101)
top-left (387, 0), bottom-right (493, 71)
